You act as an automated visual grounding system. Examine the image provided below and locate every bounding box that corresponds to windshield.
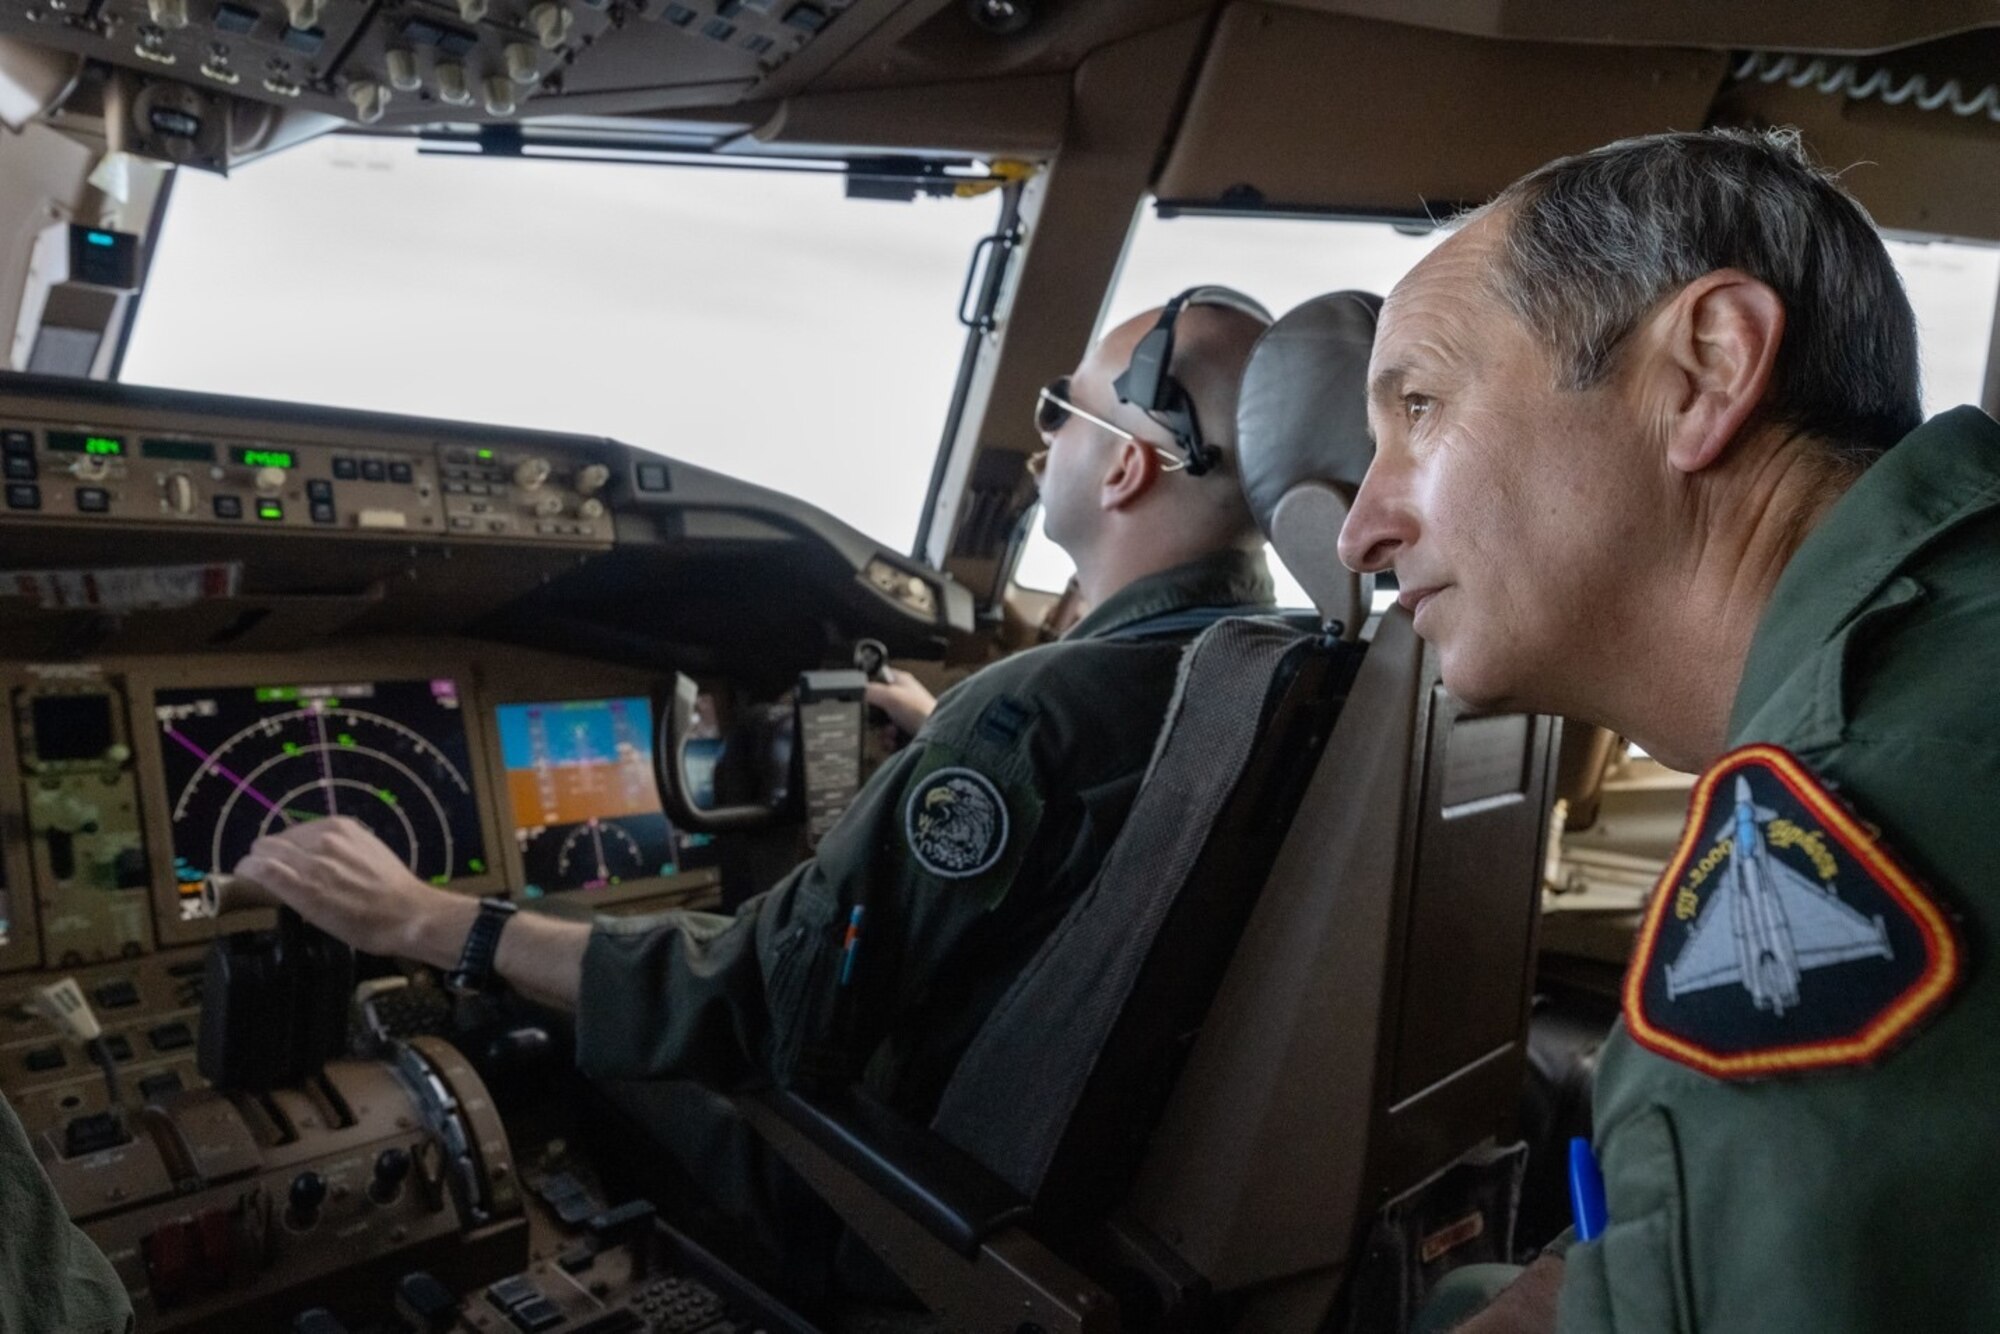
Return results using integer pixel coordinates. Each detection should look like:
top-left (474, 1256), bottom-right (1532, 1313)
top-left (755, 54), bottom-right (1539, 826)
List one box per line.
top-left (121, 135), bottom-right (1001, 550)
top-left (1016, 209), bottom-right (2000, 599)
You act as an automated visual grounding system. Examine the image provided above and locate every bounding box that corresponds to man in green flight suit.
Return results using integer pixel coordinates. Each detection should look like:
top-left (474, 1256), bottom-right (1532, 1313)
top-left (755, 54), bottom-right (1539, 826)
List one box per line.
top-left (233, 290), bottom-right (1280, 1283)
top-left (0, 1092), bottom-right (133, 1332)
top-left (1340, 128), bottom-right (1999, 1332)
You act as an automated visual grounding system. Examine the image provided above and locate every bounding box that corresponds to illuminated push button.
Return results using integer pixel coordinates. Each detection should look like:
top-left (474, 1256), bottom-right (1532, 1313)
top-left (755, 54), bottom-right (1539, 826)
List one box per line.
top-left (212, 495), bottom-right (242, 519)
top-left (332, 456), bottom-right (358, 479)
top-left (634, 462), bottom-right (669, 492)
top-left (389, 460), bottom-right (414, 483)
top-left (3, 455), bottom-right (33, 479)
top-left (256, 500), bottom-right (285, 522)
top-left (310, 501), bottom-right (336, 525)
top-left (148, 1020), bottom-right (194, 1051)
top-left (306, 478), bottom-right (333, 502)
top-left (360, 459), bottom-right (387, 482)
top-left (212, 1), bottom-right (257, 31)
top-left (24, 1045), bottom-right (65, 1072)
top-left (0, 430), bottom-right (30, 454)
top-left (6, 482), bottom-right (40, 509)
top-left (75, 487), bottom-right (110, 513)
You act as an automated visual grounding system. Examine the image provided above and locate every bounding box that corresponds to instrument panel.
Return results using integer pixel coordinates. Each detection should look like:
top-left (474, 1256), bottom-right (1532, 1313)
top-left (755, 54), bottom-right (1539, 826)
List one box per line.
top-left (0, 645), bottom-right (724, 976)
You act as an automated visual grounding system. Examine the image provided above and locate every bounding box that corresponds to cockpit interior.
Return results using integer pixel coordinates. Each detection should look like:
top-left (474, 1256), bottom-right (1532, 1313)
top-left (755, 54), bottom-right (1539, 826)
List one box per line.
top-left (1, 1), bottom-right (1997, 1330)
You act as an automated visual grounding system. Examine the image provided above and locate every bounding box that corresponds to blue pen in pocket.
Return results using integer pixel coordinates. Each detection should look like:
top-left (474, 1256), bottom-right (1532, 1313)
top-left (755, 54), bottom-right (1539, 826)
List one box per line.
top-left (1568, 1137), bottom-right (1609, 1241)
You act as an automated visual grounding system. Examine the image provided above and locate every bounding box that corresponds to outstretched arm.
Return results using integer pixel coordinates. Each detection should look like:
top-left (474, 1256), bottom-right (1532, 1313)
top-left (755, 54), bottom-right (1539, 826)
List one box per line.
top-left (231, 816), bottom-right (590, 1011)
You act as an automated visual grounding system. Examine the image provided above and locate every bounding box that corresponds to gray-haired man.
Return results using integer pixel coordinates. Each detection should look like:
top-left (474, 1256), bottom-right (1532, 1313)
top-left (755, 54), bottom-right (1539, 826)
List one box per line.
top-left (1343, 128), bottom-right (2000, 1332)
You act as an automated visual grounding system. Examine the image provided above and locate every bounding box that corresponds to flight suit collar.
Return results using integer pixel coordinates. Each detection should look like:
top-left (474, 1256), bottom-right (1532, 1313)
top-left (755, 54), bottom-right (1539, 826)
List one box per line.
top-left (1730, 405), bottom-right (2000, 741)
top-left (1064, 547), bottom-right (1276, 641)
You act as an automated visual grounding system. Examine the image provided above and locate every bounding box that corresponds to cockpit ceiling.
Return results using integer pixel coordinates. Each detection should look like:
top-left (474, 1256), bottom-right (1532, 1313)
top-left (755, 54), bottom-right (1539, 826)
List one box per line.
top-left (8, 0), bottom-right (2000, 150)
top-left (1159, 7), bottom-right (2000, 242)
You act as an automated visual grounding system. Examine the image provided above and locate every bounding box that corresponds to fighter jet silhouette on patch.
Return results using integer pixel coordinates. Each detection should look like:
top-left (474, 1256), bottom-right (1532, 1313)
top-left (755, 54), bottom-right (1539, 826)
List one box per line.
top-left (1665, 775), bottom-right (1893, 1016)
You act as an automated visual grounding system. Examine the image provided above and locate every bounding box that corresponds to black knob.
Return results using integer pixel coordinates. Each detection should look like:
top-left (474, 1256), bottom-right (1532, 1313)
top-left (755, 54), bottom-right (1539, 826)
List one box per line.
top-left (371, 1146), bottom-right (411, 1202)
top-left (289, 1170), bottom-right (327, 1222)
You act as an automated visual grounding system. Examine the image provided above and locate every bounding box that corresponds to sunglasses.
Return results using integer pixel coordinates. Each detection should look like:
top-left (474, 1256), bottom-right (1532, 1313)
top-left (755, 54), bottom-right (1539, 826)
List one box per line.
top-left (1034, 378), bottom-right (1187, 471)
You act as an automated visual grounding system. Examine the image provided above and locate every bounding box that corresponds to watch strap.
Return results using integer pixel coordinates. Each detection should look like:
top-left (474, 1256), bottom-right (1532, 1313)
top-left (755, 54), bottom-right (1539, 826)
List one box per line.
top-left (447, 896), bottom-right (518, 996)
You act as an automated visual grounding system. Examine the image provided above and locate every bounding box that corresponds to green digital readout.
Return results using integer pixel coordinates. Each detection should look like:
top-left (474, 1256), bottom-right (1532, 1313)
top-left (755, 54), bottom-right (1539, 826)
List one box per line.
top-left (46, 431), bottom-right (125, 456)
top-left (230, 446), bottom-right (295, 469)
top-left (142, 439), bottom-right (217, 462)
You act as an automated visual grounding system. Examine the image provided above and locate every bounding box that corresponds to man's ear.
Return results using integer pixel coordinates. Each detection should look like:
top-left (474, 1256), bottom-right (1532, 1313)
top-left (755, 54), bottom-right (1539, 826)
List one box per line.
top-left (1100, 437), bottom-right (1162, 511)
top-left (1650, 269), bottom-right (1786, 476)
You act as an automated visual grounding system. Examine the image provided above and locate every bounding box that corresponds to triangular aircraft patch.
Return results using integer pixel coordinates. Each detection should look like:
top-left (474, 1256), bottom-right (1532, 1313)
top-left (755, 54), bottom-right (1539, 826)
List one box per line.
top-left (1623, 744), bottom-right (1961, 1080)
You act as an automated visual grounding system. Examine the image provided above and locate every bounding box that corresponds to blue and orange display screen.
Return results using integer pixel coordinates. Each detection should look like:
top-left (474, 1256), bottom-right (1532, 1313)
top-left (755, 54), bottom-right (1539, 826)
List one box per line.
top-left (496, 697), bottom-right (683, 895)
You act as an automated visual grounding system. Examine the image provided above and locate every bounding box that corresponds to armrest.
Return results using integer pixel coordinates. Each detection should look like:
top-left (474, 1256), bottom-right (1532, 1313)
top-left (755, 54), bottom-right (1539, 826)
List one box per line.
top-left (758, 1086), bottom-right (1031, 1258)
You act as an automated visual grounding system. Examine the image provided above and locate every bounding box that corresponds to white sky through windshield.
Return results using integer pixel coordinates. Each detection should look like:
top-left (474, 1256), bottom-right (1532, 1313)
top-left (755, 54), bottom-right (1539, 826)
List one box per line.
top-left (123, 135), bottom-right (999, 552)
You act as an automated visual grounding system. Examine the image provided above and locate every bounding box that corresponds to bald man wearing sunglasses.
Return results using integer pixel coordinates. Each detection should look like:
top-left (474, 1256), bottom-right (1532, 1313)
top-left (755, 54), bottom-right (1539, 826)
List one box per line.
top-left (868, 292), bottom-right (1280, 733)
top-left (230, 291), bottom-right (1278, 1296)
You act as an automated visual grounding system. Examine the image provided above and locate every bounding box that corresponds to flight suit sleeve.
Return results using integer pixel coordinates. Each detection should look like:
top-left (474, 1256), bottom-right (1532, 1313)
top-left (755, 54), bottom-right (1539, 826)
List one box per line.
top-left (572, 679), bottom-right (1057, 1091)
top-left (1561, 734), bottom-right (2000, 1334)
top-left (0, 1094), bottom-right (133, 1334)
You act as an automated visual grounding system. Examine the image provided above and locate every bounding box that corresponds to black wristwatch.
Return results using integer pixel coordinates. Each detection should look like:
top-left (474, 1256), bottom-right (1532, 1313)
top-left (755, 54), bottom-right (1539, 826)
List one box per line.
top-left (446, 897), bottom-right (519, 998)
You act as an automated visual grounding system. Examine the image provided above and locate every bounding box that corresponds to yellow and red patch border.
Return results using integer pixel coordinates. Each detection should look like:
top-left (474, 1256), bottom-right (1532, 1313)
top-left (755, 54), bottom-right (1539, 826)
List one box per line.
top-left (1622, 743), bottom-right (1961, 1079)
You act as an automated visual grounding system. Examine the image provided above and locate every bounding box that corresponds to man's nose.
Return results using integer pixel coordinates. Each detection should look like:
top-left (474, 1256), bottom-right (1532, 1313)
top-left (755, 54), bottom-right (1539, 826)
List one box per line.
top-left (1337, 470), bottom-right (1407, 574)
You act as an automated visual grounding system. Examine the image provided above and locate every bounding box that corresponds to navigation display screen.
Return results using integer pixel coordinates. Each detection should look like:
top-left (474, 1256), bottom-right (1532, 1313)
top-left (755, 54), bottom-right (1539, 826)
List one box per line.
top-left (155, 679), bottom-right (488, 918)
top-left (496, 697), bottom-right (681, 895)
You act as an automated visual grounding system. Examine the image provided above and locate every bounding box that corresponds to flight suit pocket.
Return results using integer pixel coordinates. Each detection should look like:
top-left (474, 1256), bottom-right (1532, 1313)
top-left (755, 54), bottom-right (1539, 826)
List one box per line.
top-left (1557, 1108), bottom-right (1694, 1334)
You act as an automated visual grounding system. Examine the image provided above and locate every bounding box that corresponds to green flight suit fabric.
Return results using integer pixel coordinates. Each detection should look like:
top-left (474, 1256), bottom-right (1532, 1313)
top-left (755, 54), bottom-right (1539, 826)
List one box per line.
top-left (0, 1093), bottom-right (133, 1334)
top-left (574, 546), bottom-right (1276, 1121)
top-left (1560, 406), bottom-right (2000, 1333)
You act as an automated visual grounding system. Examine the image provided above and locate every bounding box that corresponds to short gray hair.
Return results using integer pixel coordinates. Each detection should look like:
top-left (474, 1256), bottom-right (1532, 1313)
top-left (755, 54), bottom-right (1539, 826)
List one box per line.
top-left (1480, 127), bottom-right (1922, 461)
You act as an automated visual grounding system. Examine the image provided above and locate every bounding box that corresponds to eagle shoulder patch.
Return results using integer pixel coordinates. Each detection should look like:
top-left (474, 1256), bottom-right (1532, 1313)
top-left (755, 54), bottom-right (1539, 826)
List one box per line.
top-left (906, 766), bottom-right (1010, 880)
top-left (1623, 744), bottom-right (1961, 1080)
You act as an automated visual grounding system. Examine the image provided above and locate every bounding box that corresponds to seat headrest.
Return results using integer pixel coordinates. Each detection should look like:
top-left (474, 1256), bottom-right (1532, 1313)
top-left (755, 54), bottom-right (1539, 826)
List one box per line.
top-left (1234, 290), bottom-right (1383, 634)
top-left (1236, 290), bottom-right (1383, 531)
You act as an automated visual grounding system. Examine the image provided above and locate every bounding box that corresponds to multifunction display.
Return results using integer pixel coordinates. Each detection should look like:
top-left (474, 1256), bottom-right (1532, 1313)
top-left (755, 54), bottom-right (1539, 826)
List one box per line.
top-left (496, 697), bottom-right (679, 894)
top-left (155, 680), bottom-right (488, 916)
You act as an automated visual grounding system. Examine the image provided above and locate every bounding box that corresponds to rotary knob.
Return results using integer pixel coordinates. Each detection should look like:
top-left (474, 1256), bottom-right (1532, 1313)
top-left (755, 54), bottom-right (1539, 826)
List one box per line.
top-left (575, 463), bottom-right (610, 496)
top-left (164, 472), bottom-right (196, 515)
top-left (534, 494), bottom-right (563, 517)
top-left (579, 497), bottom-right (605, 520)
top-left (254, 466), bottom-right (287, 496)
top-left (283, 0), bottom-right (322, 29)
top-left (370, 1146), bottom-right (411, 1203)
top-left (482, 76), bottom-right (516, 117)
top-left (288, 1170), bottom-right (328, 1226)
top-left (529, 1), bottom-right (573, 49)
top-left (147, 0), bottom-right (189, 29)
top-left (384, 49), bottom-right (422, 92)
top-left (434, 62), bottom-right (473, 106)
top-left (513, 456), bottom-right (551, 490)
top-left (346, 80), bottom-right (391, 125)
top-left (457, 0), bottom-right (488, 21)
top-left (504, 42), bottom-right (539, 85)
